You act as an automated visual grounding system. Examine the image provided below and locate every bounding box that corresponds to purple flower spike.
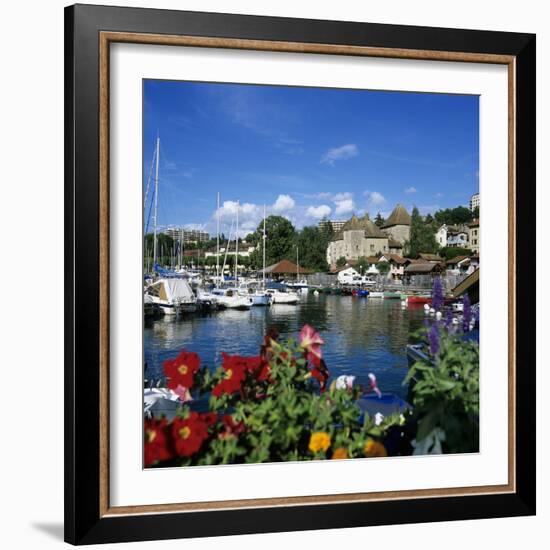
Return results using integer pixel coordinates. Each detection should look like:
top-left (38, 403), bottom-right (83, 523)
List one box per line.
top-left (462, 293), bottom-right (471, 332)
top-left (431, 277), bottom-right (444, 312)
top-left (428, 322), bottom-right (440, 355)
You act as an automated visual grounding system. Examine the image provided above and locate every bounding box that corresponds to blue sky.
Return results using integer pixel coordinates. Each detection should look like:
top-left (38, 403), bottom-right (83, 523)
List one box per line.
top-left (143, 80), bottom-right (479, 238)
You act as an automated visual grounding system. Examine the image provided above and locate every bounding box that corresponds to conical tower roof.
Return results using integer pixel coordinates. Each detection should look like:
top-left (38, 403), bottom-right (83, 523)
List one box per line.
top-left (382, 204), bottom-right (411, 227)
top-left (332, 214), bottom-right (386, 240)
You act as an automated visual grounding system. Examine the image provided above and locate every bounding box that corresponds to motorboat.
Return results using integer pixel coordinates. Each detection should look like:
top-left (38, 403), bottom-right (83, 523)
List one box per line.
top-left (237, 281), bottom-right (271, 306)
top-left (211, 287), bottom-right (253, 309)
top-left (266, 287), bottom-right (299, 304)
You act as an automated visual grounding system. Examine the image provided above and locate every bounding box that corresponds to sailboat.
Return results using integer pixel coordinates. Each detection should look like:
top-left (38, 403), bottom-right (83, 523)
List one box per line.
top-left (286, 245), bottom-right (309, 295)
top-left (143, 136), bottom-right (198, 315)
top-left (212, 199), bottom-right (252, 310)
top-left (240, 204), bottom-right (270, 306)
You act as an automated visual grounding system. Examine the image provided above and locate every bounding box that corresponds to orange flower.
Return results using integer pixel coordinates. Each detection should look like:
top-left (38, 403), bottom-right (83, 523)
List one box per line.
top-left (331, 447), bottom-right (349, 460)
top-left (364, 438), bottom-right (388, 458)
top-left (308, 431), bottom-right (331, 453)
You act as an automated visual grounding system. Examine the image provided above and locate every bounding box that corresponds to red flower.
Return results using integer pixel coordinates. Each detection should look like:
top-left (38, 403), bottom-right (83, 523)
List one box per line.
top-left (211, 353), bottom-right (248, 396)
top-left (260, 328), bottom-right (279, 358)
top-left (256, 357), bottom-right (271, 382)
top-left (219, 414), bottom-right (245, 439)
top-left (309, 356), bottom-right (329, 392)
top-left (144, 418), bottom-right (173, 466)
top-left (201, 412), bottom-right (218, 426)
top-left (163, 350), bottom-right (201, 391)
top-left (172, 413), bottom-right (209, 457)
top-left (299, 325), bottom-right (324, 360)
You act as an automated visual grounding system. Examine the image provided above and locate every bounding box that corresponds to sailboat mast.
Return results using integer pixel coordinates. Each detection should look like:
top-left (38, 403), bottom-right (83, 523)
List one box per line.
top-left (235, 201), bottom-right (239, 283)
top-left (216, 192), bottom-right (220, 281)
top-left (152, 135), bottom-right (160, 268)
top-left (263, 205), bottom-right (266, 290)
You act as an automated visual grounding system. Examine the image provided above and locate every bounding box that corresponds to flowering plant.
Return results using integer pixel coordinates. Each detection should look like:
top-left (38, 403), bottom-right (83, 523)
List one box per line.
top-left (144, 325), bottom-right (403, 467)
top-left (405, 293), bottom-right (479, 454)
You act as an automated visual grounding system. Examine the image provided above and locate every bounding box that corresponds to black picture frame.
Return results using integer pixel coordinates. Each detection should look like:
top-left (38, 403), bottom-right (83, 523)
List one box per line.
top-left (65, 3), bottom-right (536, 545)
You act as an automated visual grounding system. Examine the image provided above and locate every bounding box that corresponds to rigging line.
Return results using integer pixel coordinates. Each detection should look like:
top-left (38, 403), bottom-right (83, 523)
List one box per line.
top-left (143, 145), bottom-right (156, 210)
top-left (144, 192), bottom-right (155, 238)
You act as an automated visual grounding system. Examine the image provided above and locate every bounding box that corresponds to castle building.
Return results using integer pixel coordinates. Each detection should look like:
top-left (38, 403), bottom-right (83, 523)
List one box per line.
top-left (326, 215), bottom-right (389, 267)
top-left (380, 204), bottom-right (411, 245)
top-left (326, 205), bottom-right (412, 269)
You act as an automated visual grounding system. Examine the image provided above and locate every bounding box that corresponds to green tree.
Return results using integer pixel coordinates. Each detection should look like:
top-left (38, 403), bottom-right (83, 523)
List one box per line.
top-left (409, 206), bottom-right (440, 258)
top-left (248, 215), bottom-right (296, 268)
top-left (356, 256), bottom-right (370, 274)
top-left (434, 206), bottom-right (473, 226)
top-left (374, 212), bottom-right (385, 227)
top-left (377, 261), bottom-right (390, 275)
top-left (294, 225), bottom-right (331, 272)
top-left (336, 256), bottom-right (347, 268)
top-left (439, 247), bottom-right (473, 260)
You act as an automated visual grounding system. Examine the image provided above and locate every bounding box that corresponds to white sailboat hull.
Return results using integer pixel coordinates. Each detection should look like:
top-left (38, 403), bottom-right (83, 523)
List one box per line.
top-left (218, 295), bottom-right (253, 309)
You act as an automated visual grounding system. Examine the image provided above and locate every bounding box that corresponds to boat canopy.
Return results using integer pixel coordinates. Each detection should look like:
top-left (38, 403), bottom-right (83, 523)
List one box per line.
top-left (149, 278), bottom-right (194, 302)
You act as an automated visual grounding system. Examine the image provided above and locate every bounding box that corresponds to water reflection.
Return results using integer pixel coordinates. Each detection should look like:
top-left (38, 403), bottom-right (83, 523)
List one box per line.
top-left (144, 295), bottom-right (425, 398)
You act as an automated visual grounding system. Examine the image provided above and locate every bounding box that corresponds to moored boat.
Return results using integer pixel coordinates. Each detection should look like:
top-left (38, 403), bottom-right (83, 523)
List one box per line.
top-left (144, 278), bottom-right (197, 315)
top-left (383, 291), bottom-right (404, 299)
top-left (211, 288), bottom-right (253, 309)
top-left (407, 295), bottom-right (432, 305)
top-left (266, 288), bottom-right (299, 304)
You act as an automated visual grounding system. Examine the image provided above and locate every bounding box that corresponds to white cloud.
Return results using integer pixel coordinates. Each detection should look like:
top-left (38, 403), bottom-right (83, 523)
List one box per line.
top-left (332, 192), bottom-right (353, 201)
top-left (320, 144), bottom-right (358, 166)
top-left (435, 192), bottom-right (444, 198)
top-left (335, 199), bottom-right (355, 216)
top-left (306, 204), bottom-right (332, 219)
top-left (364, 191), bottom-right (386, 207)
top-left (404, 186), bottom-right (417, 194)
top-left (272, 194), bottom-right (296, 212)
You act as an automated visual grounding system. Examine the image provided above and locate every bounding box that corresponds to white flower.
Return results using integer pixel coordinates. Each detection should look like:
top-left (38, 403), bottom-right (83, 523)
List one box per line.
top-left (335, 375), bottom-right (356, 390)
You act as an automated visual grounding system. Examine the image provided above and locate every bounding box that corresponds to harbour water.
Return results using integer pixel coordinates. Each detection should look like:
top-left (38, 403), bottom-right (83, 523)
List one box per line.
top-left (144, 295), bottom-right (427, 399)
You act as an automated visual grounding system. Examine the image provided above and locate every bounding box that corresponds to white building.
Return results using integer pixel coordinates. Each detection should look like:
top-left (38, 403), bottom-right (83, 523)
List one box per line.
top-left (469, 193), bottom-right (480, 211)
top-left (317, 220), bottom-right (347, 233)
top-left (436, 224), bottom-right (469, 248)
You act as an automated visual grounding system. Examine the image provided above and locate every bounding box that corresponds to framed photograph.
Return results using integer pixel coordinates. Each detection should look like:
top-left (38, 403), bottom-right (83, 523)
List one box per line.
top-left (65, 3), bottom-right (536, 545)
